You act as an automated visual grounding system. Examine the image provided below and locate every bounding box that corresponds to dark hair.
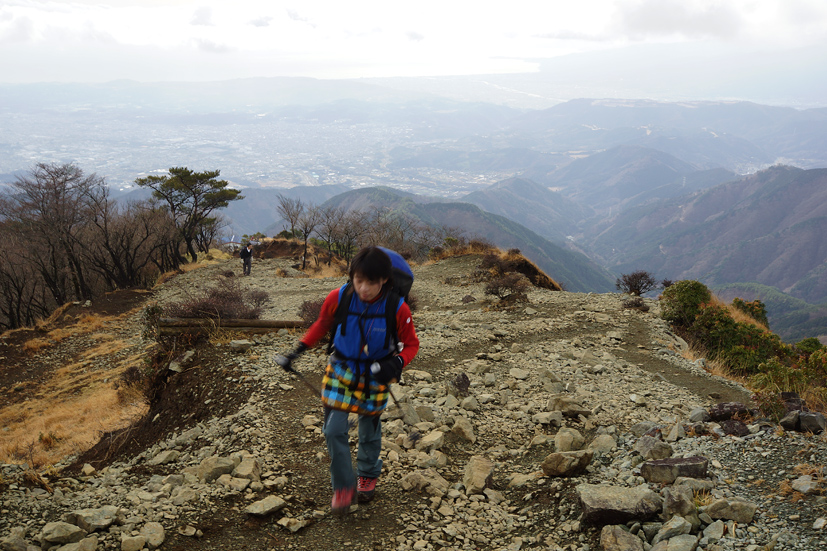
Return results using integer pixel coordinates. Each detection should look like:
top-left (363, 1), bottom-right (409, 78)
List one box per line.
top-left (349, 246), bottom-right (392, 283)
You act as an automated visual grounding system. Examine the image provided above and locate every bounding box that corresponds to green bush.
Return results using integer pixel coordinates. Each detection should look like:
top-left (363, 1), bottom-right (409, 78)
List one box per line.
top-left (660, 280), bottom-right (711, 328)
top-left (796, 337), bottom-right (825, 356)
top-left (689, 304), bottom-right (788, 375)
top-left (751, 357), bottom-right (809, 394)
top-left (731, 297), bottom-right (769, 327)
top-left (802, 348), bottom-right (827, 386)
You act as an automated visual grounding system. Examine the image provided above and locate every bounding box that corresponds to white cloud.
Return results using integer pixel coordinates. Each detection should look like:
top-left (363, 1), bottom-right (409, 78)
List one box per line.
top-left (194, 37), bottom-right (232, 53)
top-left (614, 0), bottom-right (743, 40)
top-left (190, 6), bottom-right (213, 26)
top-left (0, 0), bottom-right (825, 82)
top-left (249, 16), bottom-right (272, 28)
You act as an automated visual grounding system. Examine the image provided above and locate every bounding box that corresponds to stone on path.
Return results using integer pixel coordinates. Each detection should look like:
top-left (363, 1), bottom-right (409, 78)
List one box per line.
top-left (577, 484), bottom-right (662, 525)
top-left (703, 497), bottom-right (758, 524)
top-left (463, 456), bottom-right (494, 494)
top-left (600, 525), bottom-right (644, 551)
top-left (640, 456), bottom-right (709, 484)
top-left (541, 450), bottom-right (593, 477)
top-left (40, 522), bottom-right (86, 545)
top-left (245, 495), bottom-right (287, 516)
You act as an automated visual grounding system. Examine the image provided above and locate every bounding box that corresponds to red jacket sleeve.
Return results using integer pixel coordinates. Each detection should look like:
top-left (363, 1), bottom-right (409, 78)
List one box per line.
top-left (395, 301), bottom-right (419, 367)
top-left (300, 288), bottom-right (339, 348)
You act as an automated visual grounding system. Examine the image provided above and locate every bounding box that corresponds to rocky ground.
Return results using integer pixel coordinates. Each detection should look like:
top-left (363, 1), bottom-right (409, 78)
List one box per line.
top-left (2, 254), bottom-right (827, 551)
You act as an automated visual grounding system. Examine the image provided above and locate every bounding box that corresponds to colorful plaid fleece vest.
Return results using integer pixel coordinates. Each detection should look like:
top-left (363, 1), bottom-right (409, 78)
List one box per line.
top-left (321, 284), bottom-right (401, 415)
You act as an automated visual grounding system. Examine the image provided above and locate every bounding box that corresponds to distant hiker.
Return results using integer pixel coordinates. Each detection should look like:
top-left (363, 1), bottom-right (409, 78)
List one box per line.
top-left (240, 242), bottom-right (253, 275)
top-left (276, 246), bottom-right (419, 514)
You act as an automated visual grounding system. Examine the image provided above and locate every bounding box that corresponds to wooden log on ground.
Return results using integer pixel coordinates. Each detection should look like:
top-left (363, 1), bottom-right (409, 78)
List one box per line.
top-left (158, 317), bottom-right (304, 336)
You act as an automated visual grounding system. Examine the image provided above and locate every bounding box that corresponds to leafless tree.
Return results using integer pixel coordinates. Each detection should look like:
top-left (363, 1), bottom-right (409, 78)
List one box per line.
top-left (1, 163), bottom-right (104, 303)
top-left (276, 194), bottom-right (303, 239)
top-left (317, 205), bottom-right (345, 265)
top-left (296, 205), bottom-right (321, 269)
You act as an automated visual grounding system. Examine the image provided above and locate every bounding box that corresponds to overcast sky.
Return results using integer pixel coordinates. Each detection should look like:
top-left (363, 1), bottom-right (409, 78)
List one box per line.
top-left (1, 0), bottom-right (826, 83)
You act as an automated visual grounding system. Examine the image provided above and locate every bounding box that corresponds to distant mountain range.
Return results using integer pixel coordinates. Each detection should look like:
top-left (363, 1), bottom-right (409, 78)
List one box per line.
top-left (302, 186), bottom-right (616, 294)
top-left (584, 165), bottom-right (827, 302)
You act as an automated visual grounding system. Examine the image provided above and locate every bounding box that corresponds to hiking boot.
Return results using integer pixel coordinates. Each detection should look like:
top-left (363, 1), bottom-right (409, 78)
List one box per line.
top-left (331, 486), bottom-right (354, 515)
top-left (357, 476), bottom-right (377, 502)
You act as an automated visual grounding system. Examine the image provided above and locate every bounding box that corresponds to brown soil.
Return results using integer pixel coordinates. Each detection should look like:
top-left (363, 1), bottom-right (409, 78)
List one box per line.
top-left (0, 289), bottom-right (150, 407)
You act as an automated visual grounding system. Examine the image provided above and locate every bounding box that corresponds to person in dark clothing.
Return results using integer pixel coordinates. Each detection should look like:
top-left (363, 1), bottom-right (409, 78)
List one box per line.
top-left (240, 243), bottom-right (253, 275)
top-left (276, 247), bottom-right (419, 515)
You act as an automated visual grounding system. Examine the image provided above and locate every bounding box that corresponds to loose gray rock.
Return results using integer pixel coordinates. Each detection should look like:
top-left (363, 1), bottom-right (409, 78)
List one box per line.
top-left (229, 339), bottom-right (254, 352)
top-left (541, 450), bottom-right (593, 477)
top-left (554, 427), bottom-right (585, 452)
top-left (451, 417), bottom-right (476, 443)
top-left (120, 534), bottom-right (145, 551)
top-left (634, 435), bottom-right (673, 460)
top-left (577, 484), bottom-right (662, 525)
top-left (244, 495), bottom-right (287, 516)
top-left (148, 449), bottom-right (180, 465)
top-left (462, 456), bottom-right (494, 494)
top-left (63, 506), bottom-right (123, 533)
top-left (652, 515), bottom-right (692, 544)
top-left (140, 522), bottom-right (165, 550)
top-left (600, 525), bottom-right (644, 551)
top-left (640, 456), bottom-right (709, 484)
top-left (40, 522), bottom-right (85, 545)
top-left (194, 455), bottom-right (237, 482)
top-left (548, 395), bottom-right (591, 417)
top-left (703, 497), bottom-right (758, 524)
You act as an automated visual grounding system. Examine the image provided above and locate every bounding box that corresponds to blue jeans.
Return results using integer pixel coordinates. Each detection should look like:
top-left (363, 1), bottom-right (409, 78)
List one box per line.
top-left (323, 408), bottom-right (383, 490)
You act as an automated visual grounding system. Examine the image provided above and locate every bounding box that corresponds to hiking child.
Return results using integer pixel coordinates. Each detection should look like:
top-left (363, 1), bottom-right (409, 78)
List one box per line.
top-left (276, 246), bottom-right (419, 514)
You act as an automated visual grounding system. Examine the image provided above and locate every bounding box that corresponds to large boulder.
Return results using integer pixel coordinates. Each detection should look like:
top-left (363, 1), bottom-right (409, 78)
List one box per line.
top-left (577, 484), bottom-right (662, 525)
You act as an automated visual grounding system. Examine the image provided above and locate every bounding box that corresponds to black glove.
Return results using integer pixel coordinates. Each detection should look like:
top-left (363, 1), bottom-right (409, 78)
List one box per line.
top-left (370, 356), bottom-right (403, 385)
top-left (276, 342), bottom-right (308, 373)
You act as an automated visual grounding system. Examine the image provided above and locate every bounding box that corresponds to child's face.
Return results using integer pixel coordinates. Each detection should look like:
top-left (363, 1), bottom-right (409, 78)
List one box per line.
top-left (352, 273), bottom-right (387, 302)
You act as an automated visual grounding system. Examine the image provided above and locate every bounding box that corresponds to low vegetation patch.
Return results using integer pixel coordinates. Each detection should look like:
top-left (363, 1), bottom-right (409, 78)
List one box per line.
top-left (663, 279), bottom-right (827, 412)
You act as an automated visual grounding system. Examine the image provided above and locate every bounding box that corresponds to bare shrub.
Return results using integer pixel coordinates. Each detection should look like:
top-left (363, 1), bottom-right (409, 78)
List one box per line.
top-left (485, 273), bottom-right (531, 301)
top-left (405, 292), bottom-right (419, 313)
top-left (165, 277), bottom-right (269, 319)
top-left (299, 298), bottom-right (325, 327)
top-left (616, 270), bottom-right (658, 296)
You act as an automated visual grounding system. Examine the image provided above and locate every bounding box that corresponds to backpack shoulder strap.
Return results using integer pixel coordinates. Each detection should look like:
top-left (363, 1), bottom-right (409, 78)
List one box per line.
top-left (327, 283), bottom-right (353, 354)
top-left (384, 288), bottom-right (402, 352)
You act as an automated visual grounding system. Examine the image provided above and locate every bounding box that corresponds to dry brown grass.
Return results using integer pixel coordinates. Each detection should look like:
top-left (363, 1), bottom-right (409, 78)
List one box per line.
top-left (2, 323), bottom-right (152, 467)
top-left (680, 342), bottom-right (750, 385)
top-left (154, 249), bottom-right (232, 287)
top-left (34, 302), bottom-right (74, 331)
top-left (22, 337), bottom-right (52, 355)
top-left (427, 241), bottom-right (498, 262)
top-left (303, 262), bottom-right (347, 279)
top-left (709, 293), bottom-right (770, 331)
top-left (0, 382), bottom-right (147, 468)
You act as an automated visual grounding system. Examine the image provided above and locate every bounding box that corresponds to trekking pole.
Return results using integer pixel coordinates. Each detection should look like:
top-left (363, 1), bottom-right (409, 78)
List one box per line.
top-left (275, 355), bottom-right (321, 397)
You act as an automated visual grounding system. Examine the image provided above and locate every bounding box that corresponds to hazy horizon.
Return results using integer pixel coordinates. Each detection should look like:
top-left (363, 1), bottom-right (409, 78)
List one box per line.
top-left (2, 0), bottom-right (825, 92)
